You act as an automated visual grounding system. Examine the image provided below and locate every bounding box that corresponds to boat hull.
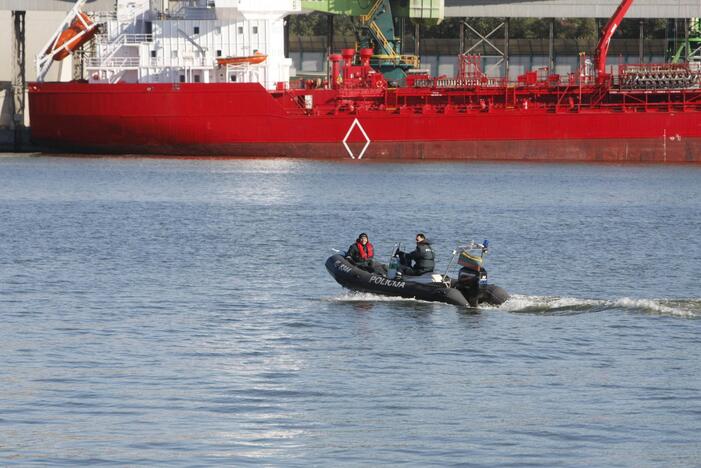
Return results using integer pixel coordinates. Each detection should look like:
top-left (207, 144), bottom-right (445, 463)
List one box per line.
top-left (325, 255), bottom-right (472, 306)
top-left (28, 82), bottom-right (701, 163)
top-left (26, 139), bottom-right (701, 163)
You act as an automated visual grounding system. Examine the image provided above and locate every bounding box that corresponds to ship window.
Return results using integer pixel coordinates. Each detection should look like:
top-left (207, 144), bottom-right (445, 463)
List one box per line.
top-left (172, 50), bottom-right (178, 58)
top-left (215, 26), bottom-right (221, 35)
top-left (151, 50), bottom-right (157, 58)
top-left (216, 50), bottom-right (222, 57)
top-left (230, 75), bottom-right (237, 82)
top-left (194, 75), bottom-right (201, 83)
top-left (252, 26), bottom-right (258, 34)
top-left (238, 26), bottom-right (243, 34)
top-left (194, 26), bottom-right (200, 35)
top-left (180, 75), bottom-right (185, 83)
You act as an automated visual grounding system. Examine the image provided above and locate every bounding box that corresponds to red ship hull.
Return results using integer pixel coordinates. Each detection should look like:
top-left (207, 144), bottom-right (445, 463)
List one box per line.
top-left (28, 82), bottom-right (701, 163)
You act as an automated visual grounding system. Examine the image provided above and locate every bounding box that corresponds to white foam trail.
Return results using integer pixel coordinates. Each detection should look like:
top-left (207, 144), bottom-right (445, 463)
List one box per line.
top-left (323, 291), bottom-right (700, 317)
top-left (324, 292), bottom-right (431, 303)
top-left (501, 294), bottom-right (700, 317)
top-left (499, 294), bottom-right (598, 312)
top-left (610, 297), bottom-right (699, 317)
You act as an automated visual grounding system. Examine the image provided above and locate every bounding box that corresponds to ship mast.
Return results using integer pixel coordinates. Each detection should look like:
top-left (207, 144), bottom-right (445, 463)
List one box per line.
top-left (594, 0), bottom-right (635, 80)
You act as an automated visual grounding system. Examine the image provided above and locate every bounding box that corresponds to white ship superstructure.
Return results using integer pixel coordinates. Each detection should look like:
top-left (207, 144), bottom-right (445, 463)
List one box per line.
top-left (85, 0), bottom-right (300, 87)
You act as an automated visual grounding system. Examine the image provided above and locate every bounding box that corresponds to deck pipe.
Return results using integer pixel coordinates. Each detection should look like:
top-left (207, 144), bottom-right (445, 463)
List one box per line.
top-left (341, 48), bottom-right (355, 80)
top-left (360, 48), bottom-right (373, 68)
top-left (329, 54), bottom-right (342, 89)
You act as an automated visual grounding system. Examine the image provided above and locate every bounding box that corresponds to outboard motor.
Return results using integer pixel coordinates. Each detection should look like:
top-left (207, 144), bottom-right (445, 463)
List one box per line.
top-left (454, 240), bottom-right (490, 305)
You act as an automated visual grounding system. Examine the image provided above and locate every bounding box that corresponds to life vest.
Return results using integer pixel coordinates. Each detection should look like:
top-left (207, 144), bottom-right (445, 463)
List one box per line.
top-left (356, 241), bottom-right (374, 260)
top-left (413, 241), bottom-right (435, 273)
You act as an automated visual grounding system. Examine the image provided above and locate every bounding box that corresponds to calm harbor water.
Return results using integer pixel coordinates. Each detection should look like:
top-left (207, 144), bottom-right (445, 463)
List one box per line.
top-left (1, 155), bottom-right (700, 466)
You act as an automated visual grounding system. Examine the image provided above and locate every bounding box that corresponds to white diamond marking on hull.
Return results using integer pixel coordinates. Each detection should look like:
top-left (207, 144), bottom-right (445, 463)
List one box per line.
top-left (342, 118), bottom-right (371, 159)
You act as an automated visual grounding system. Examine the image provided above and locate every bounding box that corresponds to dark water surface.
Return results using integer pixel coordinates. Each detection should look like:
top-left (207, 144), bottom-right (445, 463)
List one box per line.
top-left (1, 156), bottom-right (700, 466)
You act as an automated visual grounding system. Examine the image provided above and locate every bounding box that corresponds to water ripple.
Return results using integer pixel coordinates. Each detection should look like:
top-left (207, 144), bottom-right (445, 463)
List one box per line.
top-left (1, 157), bottom-right (700, 465)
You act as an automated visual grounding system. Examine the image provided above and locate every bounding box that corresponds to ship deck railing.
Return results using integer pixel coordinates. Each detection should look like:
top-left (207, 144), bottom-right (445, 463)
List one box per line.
top-left (94, 33), bottom-right (153, 45)
top-left (282, 101), bottom-right (701, 116)
top-left (85, 57), bottom-right (141, 68)
top-left (280, 80), bottom-right (701, 116)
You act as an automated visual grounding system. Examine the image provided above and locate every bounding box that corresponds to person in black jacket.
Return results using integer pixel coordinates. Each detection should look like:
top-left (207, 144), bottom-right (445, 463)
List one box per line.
top-left (346, 233), bottom-right (387, 275)
top-left (398, 233), bottom-right (435, 276)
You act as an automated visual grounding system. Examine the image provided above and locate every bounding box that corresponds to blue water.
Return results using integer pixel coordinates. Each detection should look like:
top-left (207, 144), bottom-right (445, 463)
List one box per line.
top-left (1, 155), bottom-right (700, 466)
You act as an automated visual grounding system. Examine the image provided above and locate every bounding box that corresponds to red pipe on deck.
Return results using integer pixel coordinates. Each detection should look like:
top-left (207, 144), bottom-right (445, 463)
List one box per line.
top-left (329, 54), bottom-right (342, 89)
top-left (360, 48), bottom-right (373, 68)
top-left (341, 48), bottom-right (355, 80)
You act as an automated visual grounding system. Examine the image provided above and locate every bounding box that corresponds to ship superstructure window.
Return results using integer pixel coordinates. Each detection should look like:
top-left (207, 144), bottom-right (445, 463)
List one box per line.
top-left (252, 26), bottom-right (258, 34)
top-left (151, 50), bottom-right (157, 58)
top-left (194, 75), bottom-right (201, 83)
top-left (172, 50), bottom-right (178, 59)
top-left (194, 26), bottom-right (200, 35)
top-left (180, 75), bottom-right (185, 83)
top-left (230, 75), bottom-right (237, 82)
top-left (216, 50), bottom-right (222, 57)
top-left (238, 26), bottom-right (243, 34)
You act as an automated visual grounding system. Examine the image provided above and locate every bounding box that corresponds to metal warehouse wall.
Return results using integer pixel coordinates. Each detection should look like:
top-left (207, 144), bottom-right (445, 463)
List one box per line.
top-left (444, 0), bottom-right (701, 19)
top-left (3, 1), bottom-right (700, 18)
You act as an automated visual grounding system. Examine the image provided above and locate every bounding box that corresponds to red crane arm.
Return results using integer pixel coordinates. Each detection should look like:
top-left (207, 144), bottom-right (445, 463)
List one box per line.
top-left (595, 0), bottom-right (635, 77)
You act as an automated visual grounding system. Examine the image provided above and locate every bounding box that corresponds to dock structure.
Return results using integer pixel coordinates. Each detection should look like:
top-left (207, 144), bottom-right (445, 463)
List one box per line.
top-left (11, 10), bottom-right (24, 151)
top-left (441, 0), bottom-right (701, 87)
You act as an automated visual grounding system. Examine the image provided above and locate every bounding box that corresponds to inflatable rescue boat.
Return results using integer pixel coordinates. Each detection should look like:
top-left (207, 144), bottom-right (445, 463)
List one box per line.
top-left (325, 241), bottom-right (509, 307)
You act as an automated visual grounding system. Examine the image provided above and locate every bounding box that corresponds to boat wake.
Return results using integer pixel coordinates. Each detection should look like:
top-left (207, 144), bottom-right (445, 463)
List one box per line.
top-left (325, 292), bottom-right (701, 317)
top-left (325, 292), bottom-right (434, 303)
top-left (499, 294), bottom-right (701, 318)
